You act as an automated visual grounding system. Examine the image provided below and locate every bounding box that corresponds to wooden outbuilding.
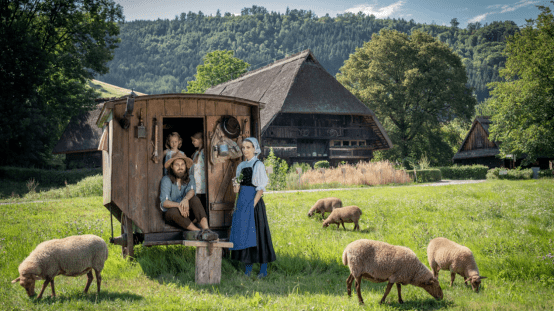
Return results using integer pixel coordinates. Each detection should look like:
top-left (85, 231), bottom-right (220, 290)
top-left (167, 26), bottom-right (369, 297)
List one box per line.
top-left (96, 93), bottom-right (262, 279)
top-left (453, 116), bottom-right (553, 169)
top-left (205, 49), bottom-right (392, 166)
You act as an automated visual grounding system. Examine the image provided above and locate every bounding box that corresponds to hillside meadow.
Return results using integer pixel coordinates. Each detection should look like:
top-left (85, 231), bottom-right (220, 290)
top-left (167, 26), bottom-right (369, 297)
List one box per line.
top-left (0, 180), bottom-right (553, 310)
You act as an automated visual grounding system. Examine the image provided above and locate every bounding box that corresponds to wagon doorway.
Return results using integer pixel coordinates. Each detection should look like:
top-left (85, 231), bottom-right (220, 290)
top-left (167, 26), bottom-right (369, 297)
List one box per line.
top-left (162, 117), bottom-right (207, 215)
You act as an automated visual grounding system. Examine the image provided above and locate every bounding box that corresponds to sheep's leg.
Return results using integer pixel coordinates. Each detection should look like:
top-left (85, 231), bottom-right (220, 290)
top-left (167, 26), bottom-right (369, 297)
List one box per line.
top-left (432, 265), bottom-right (439, 278)
top-left (396, 283), bottom-right (403, 304)
top-left (50, 278), bottom-right (56, 297)
top-left (94, 269), bottom-right (102, 293)
top-left (354, 221), bottom-right (359, 231)
top-left (346, 274), bottom-right (354, 297)
top-left (355, 275), bottom-right (364, 304)
top-left (380, 282), bottom-right (394, 304)
top-left (84, 271), bottom-right (93, 293)
top-left (450, 272), bottom-right (456, 287)
top-left (37, 277), bottom-right (52, 299)
top-left (336, 223), bottom-right (340, 230)
top-left (341, 222), bottom-right (346, 230)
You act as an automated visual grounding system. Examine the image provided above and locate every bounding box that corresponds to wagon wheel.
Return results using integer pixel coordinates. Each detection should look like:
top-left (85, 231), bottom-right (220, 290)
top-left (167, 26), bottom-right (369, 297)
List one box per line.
top-left (120, 213), bottom-right (135, 259)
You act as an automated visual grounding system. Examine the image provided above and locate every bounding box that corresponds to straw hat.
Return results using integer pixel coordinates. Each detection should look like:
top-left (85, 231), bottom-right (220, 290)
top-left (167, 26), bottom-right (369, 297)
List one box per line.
top-left (164, 152), bottom-right (193, 169)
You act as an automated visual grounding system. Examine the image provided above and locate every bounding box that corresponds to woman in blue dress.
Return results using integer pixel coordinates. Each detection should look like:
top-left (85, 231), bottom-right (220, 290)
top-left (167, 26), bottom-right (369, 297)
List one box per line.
top-left (229, 137), bottom-right (276, 278)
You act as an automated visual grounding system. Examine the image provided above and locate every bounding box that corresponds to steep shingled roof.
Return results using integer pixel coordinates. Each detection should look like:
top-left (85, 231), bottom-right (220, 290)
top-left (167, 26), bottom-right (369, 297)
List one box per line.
top-left (205, 49), bottom-right (392, 150)
top-left (453, 116), bottom-right (499, 160)
top-left (52, 104), bottom-right (104, 154)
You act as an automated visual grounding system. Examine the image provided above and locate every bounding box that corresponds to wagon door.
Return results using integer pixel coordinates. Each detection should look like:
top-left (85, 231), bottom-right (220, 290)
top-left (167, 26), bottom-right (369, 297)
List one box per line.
top-left (206, 115), bottom-right (251, 229)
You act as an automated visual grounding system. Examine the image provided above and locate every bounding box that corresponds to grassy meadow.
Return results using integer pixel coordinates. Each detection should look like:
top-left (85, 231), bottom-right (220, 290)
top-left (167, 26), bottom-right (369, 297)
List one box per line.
top-left (1, 179), bottom-right (553, 310)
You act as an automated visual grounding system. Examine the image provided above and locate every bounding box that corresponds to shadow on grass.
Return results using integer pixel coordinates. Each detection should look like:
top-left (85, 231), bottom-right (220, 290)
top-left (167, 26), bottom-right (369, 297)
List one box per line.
top-left (32, 291), bottom-right (143, 303)
top-left (132, 245), bottom-right (452, 309)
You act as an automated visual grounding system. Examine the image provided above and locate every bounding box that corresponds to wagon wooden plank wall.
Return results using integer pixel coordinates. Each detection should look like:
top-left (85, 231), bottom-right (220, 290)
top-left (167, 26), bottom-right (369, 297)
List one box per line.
top-left (97, 94), bottom-right (262, 257)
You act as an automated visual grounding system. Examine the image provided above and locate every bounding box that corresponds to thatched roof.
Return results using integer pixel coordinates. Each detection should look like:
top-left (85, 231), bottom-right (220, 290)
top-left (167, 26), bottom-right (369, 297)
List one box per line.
top-left (52, 104), bottom-right (104, 154)
top-left (205, 49), bottom-right (392, 150)
top-left (453, 116), bottom-right (499, 160)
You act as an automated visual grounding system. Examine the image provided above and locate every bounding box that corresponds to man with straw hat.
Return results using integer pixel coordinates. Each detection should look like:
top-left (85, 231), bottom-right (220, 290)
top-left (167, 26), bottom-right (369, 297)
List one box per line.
top-left (159, 152), bottom-right (218, 241)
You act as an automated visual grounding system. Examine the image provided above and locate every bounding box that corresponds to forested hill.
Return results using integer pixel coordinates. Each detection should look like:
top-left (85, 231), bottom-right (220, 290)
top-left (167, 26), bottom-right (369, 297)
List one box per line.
top-left (97, 7), bottom-right (520, 102)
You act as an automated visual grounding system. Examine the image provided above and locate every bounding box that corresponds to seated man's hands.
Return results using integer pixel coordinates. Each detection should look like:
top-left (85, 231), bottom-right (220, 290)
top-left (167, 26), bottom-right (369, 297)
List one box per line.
top-left (179, 198), bottom-right (190, 218)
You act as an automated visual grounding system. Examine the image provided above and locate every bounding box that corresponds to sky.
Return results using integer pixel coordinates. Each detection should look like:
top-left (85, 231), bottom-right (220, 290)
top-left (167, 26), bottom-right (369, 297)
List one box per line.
top-left (114, 0), bottom-right (549, 28)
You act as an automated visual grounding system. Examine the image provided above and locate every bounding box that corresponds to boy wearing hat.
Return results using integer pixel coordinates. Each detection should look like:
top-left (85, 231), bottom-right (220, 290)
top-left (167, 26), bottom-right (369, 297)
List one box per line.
top-left (159, 153), bottom-right (218, 241)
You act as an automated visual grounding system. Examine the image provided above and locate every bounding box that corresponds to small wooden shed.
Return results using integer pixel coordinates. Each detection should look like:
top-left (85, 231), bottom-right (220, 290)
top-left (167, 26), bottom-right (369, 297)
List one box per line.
top-left (452, 116), bottom-right (503, 168)
top-left (96, 93), bottom-right (262, 258)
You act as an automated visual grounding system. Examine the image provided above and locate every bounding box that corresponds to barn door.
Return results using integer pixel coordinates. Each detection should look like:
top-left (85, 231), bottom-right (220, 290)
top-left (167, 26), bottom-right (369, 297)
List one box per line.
top-left (206, 116), bottom-right (250, 228)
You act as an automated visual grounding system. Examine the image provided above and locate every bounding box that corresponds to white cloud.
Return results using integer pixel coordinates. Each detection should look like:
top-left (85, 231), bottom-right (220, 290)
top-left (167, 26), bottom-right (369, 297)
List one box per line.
top-left (499, 0), bottom-right (539, 13)
top-left (470, 0), bottom-right (539, 24)
top-left (468, 13), bottom-right (491, 23)
top-left (345, 1), bottom-right (405, 18)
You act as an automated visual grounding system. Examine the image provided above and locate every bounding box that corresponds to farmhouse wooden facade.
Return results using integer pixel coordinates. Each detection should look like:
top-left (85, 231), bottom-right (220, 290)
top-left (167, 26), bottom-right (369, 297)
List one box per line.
top-left (205, 50), bottom-right (392, 166)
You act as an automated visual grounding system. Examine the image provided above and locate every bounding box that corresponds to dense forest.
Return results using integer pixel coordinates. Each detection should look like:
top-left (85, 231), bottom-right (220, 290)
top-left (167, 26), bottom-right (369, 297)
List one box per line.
top-left (97, 6), bottom-right (520, 102)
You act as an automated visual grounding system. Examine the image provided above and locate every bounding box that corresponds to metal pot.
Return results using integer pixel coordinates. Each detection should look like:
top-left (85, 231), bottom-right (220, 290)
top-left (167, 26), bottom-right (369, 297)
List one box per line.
top-left (218, 143), bottom-right (229, 156)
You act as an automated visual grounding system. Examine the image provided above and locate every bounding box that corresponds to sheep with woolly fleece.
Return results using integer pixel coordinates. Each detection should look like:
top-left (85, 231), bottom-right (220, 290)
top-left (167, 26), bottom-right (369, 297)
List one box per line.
top-left (322, 205), bottom-right (362, 231)
top-left (427, 237), bottom-right (486, 292)
top-left (12, 234), bottom-right (108, 299)
top-left (307, 197), bottom-right (342, 218)
top-left (342, 239), bottom-right (443, 304)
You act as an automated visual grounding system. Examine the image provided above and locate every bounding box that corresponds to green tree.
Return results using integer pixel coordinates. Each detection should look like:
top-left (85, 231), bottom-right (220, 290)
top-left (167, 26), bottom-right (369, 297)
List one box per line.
top-left (0, 0), bottom-right (123, 166)
top-left (487, 1), bottom-right (554, 164)
top-left (337, 29), bottom-right (476, 164)
top-left (184, 50), bottom-right (250, 93)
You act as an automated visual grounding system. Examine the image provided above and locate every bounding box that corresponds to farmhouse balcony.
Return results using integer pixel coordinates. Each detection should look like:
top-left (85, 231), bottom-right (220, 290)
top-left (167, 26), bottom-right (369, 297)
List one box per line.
top-left (264, 126), bottom-right (373, 140)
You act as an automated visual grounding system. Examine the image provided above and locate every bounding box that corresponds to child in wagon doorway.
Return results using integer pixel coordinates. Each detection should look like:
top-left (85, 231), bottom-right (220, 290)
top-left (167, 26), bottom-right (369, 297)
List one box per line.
top-left (229, 137), bottom-right (276, 278)
top-left (190, 132), bottom-right (207, 211)
top-left (163, 132), bottom-right (185, 175)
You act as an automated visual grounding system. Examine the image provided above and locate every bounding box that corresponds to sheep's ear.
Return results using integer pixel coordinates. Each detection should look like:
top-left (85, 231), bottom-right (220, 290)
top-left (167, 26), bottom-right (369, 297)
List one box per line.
top-left (480, 276), bottom-right (487, 279)
top-left (464, 277), bottom-right (472, 282)
top-left (12, 277), bottom-right (20, 283)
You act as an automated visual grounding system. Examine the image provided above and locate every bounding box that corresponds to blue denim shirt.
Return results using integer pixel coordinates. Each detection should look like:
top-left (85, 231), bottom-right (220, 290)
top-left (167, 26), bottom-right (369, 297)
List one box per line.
top-left (159, 175), bottom-right (196, 212)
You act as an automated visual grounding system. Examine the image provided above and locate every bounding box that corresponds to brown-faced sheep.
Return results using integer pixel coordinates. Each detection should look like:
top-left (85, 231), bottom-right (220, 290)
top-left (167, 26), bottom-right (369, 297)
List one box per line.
top-left (342, 239), bottom-right (443, 304)
top-left (322, 206), bottom-right (362, 231)
top-left (307, 197), bottom-right (342, 218)
top-left (12, 234), bottom-right (108, 299)
top-left (427, 237), bottom-right (486, 292)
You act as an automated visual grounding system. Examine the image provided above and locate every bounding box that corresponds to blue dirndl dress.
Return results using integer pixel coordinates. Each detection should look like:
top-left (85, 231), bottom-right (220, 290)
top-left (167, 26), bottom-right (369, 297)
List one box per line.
top-left (229, 161), bottom-right (276, 264)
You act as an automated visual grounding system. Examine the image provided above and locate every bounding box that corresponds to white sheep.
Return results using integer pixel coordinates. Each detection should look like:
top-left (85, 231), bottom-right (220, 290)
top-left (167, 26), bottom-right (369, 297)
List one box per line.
top-left (427, 237), bottom-right (486, 292)
top-left (322, 206), bottom-right (362, 231)
top-left (342, 239), bottom-right (443, 304)
top-left (307, 197), bottom-right (342, 218)
top-left (12, 234), bottom-right (108, 299)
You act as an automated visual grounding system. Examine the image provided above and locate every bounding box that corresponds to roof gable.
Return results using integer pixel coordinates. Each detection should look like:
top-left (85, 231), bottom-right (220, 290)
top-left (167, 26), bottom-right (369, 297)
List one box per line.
top-left (453, 116), bottom-right (499, 159)
top-left (52, 105), bottom-right (103, 154)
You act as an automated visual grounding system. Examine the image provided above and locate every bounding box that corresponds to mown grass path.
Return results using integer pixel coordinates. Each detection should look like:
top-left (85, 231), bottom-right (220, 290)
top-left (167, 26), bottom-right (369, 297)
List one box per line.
top-left (1, 180), bottom-right (553, 310)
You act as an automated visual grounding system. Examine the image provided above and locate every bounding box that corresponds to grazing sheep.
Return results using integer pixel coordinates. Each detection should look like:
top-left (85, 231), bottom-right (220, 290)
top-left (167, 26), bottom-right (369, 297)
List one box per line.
top-left (12, 234), bottom-right (108, 299)
top-left (307, 197), bottom-right (342, 218)
top-left (342, 239), bottom-right (443, 304)
top-left (322, 206), bottom-right (362, 231)
top-left (427, 237), bottom-right (486, 292)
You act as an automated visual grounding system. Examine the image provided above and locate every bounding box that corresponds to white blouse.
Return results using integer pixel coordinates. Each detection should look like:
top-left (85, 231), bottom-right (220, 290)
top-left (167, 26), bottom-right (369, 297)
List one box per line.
top-left (235, 156), bottom-right (268, 191)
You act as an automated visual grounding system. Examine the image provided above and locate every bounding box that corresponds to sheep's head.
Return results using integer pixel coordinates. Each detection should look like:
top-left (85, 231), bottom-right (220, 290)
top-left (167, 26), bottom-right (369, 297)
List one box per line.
top-left (322, 220), bottom-right (329, 228)
top-left (12, 274), bottom-right (37, 297)
top-left (307, 205), bottom-right (318, 217)
top-left (421, 277), bottom-right (443, 300)
top-left (465, 275), bottom-right (486, 292)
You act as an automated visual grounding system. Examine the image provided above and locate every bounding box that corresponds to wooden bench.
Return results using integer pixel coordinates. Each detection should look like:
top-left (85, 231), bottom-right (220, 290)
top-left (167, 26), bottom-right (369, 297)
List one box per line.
top-left (143, 238), bottom-right (233, 284)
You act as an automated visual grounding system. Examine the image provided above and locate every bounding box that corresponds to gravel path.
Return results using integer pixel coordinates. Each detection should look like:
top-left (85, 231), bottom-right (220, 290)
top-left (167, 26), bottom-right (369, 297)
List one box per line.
top-left (0, 180), bottom-right (487, 205)
top-left (265, 179), bottom-right (487, 194)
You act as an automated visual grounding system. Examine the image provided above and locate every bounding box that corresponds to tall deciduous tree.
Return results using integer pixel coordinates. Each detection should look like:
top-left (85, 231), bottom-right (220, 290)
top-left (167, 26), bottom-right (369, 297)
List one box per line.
top-left (337, 29), bottom-right (476, 164)
top-left (0, 0), bottom-right (123, 166)
top-left (487, 2), bottom-right (554, 164)
top-left (184, 50), bottom-right (250, 94)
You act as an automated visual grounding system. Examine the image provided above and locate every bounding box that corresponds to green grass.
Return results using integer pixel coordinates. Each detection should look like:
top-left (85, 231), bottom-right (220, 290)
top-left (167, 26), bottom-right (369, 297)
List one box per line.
top-left (88, 79), bottom-right (134, 98)
top-left (1, 180), bottom-right (554, 310)
top-left (0, 175), bottom-right (103, 202)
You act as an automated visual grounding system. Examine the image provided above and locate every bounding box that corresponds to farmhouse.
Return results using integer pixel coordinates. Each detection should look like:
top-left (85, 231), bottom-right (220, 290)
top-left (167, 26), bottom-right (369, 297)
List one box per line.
top-left (52, 81), bottom-right (146, 168)
top-left (205, 49), bottom-right (392, 166)
top-left (453, 116), bottom-right (553, 169)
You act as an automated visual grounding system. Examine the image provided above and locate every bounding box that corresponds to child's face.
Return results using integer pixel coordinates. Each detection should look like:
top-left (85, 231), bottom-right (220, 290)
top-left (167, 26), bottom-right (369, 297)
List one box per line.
top-left (191, 137), bottom-right (202, 148)
top-left (169, 137), bottom-right (180, 150)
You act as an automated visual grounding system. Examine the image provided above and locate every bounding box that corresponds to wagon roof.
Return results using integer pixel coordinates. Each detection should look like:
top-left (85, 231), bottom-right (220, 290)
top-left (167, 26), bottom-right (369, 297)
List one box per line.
top-left (205, 49), bottom-right (392, 149)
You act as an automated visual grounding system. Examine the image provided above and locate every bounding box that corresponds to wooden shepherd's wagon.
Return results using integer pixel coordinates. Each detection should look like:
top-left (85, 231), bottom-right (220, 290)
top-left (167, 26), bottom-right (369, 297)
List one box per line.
top-left (96, 93), bottom-right (262, 284)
